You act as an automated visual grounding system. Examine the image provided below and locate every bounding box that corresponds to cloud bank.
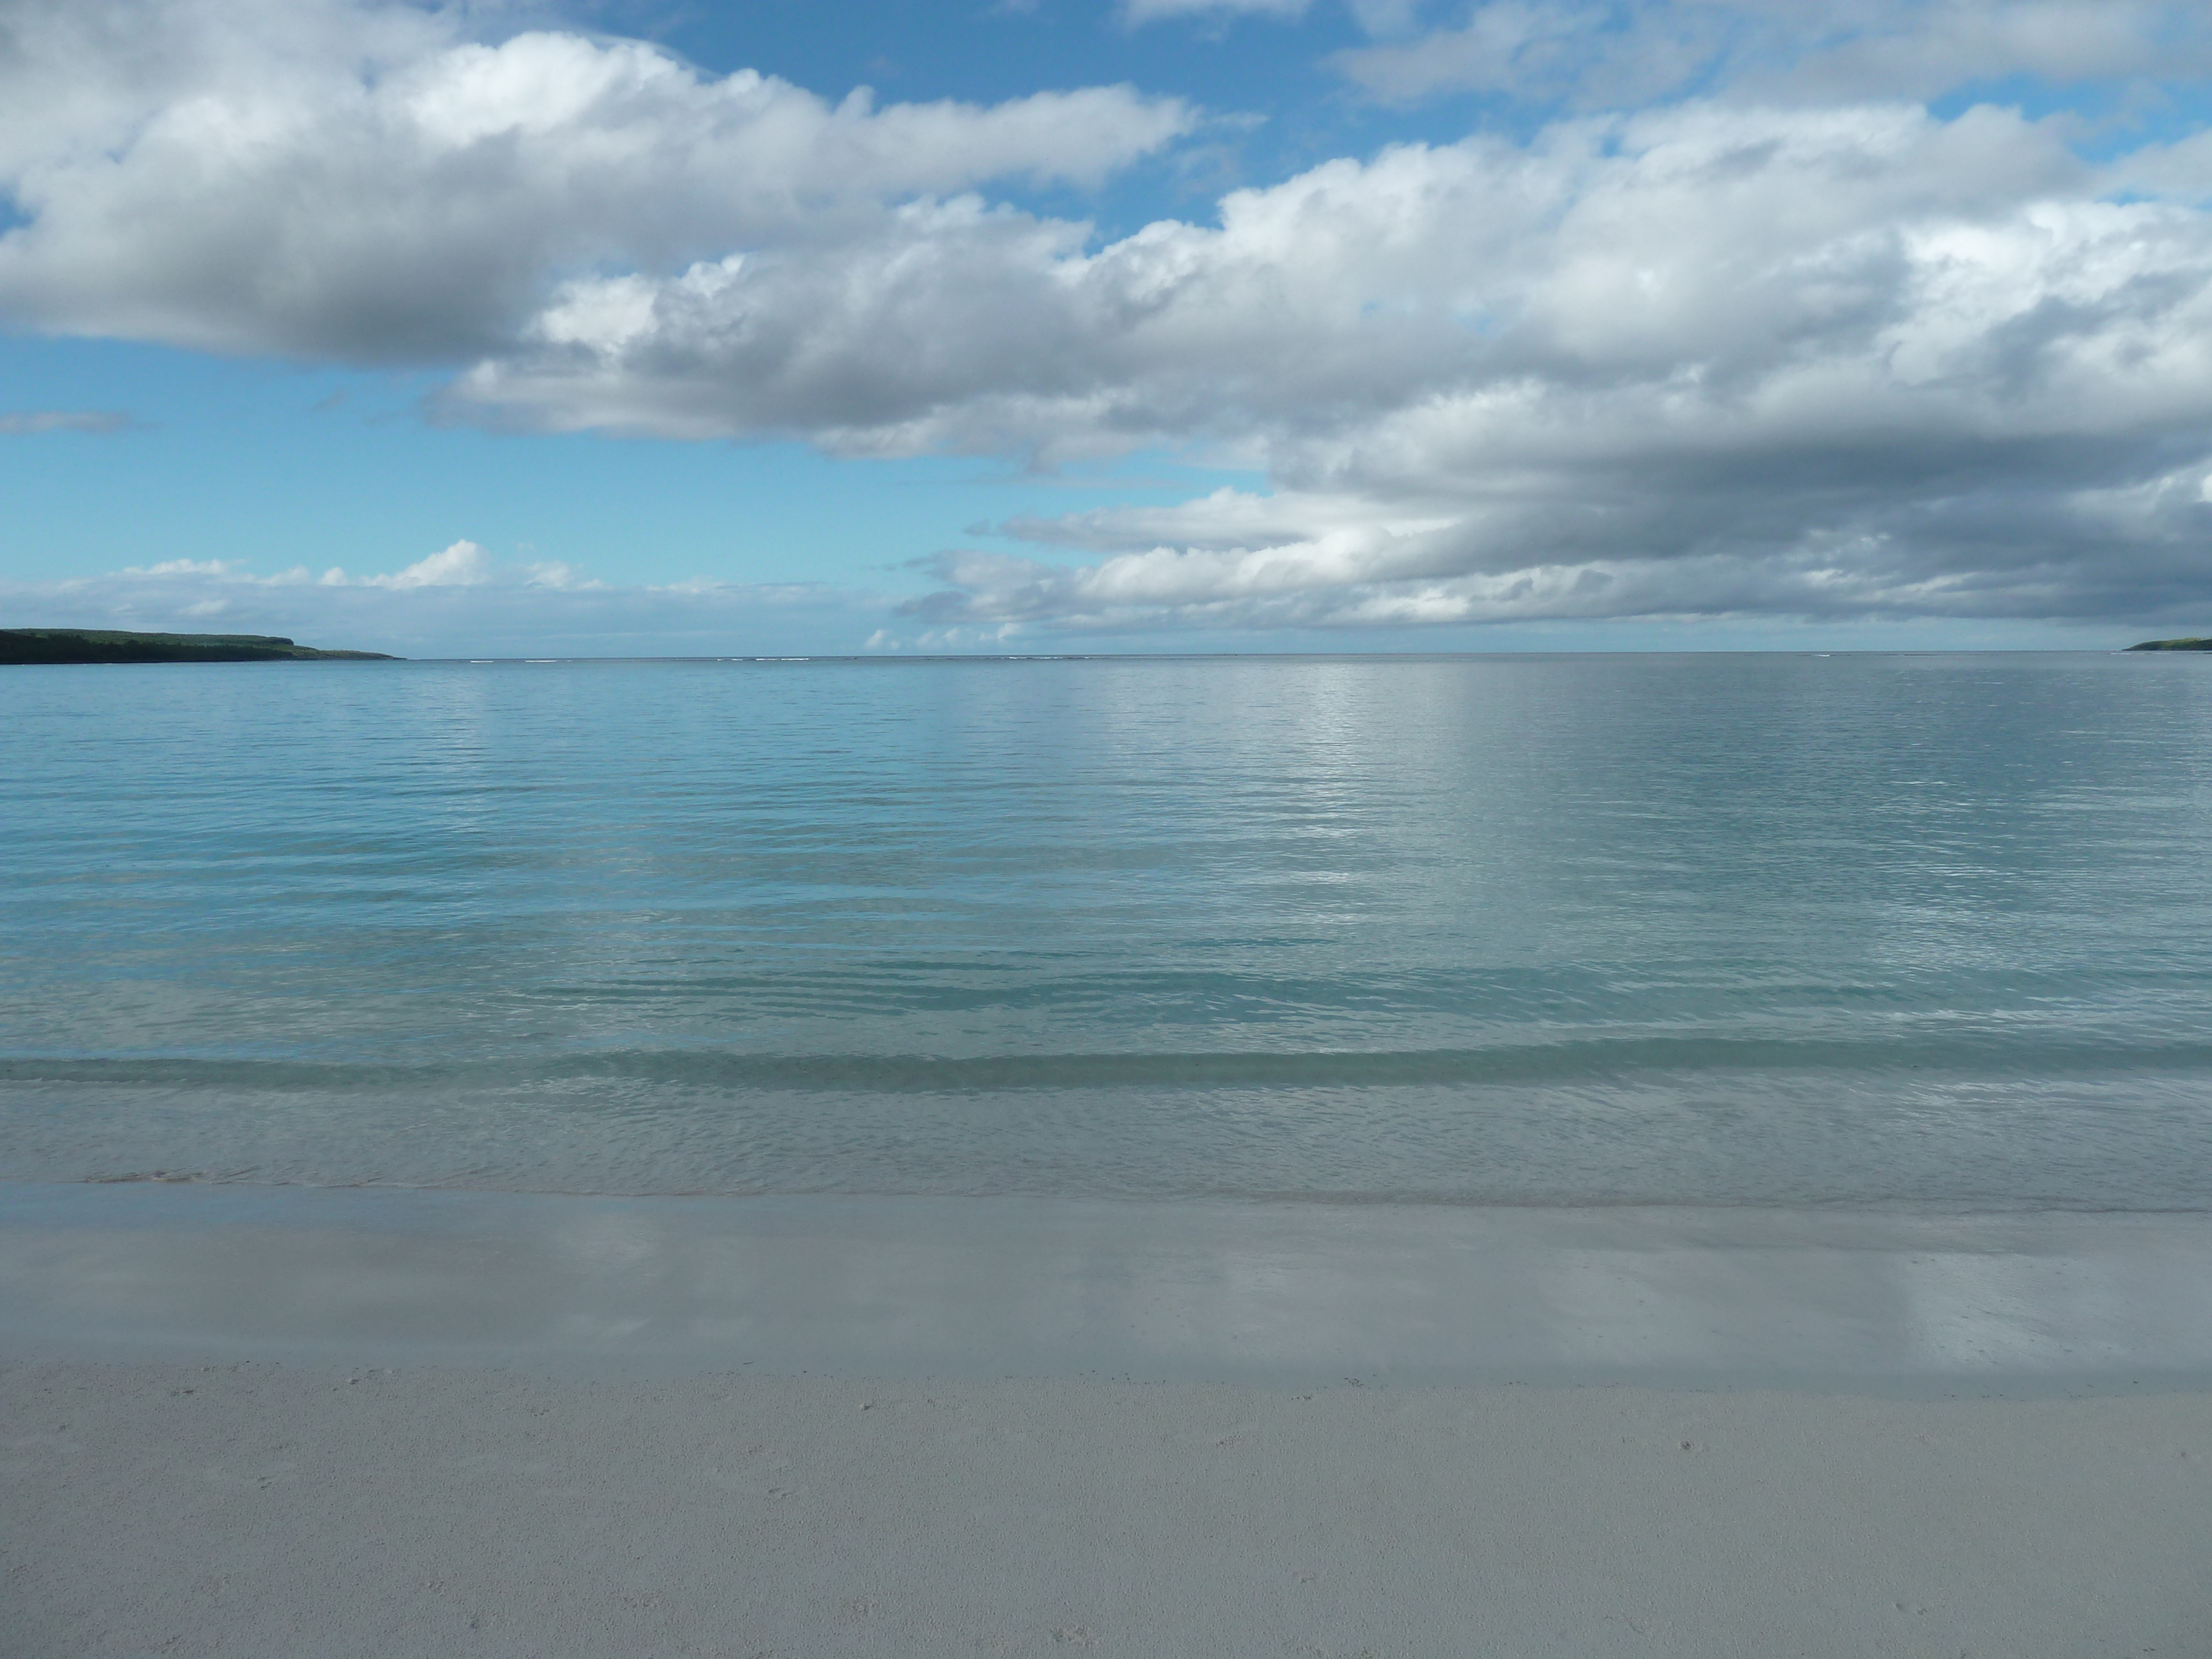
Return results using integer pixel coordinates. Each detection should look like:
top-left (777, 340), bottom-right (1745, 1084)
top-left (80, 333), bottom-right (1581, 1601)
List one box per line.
top-left (0, 542), bottom-right (887, 659)
top-left (4, 0), bottom-right (2211, 640)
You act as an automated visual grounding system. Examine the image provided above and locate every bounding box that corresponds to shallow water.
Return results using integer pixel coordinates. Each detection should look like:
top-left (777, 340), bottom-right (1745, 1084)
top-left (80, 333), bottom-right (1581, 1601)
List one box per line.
top-left (6, 652), bottom-right (2211, 1207)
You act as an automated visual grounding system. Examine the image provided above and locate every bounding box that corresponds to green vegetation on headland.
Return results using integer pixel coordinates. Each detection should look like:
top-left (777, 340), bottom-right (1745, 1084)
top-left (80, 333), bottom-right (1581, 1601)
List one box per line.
top-left (1, 628), bottom-right (399, 665)
top-left (2125, 637), bottom-right (2212, 651)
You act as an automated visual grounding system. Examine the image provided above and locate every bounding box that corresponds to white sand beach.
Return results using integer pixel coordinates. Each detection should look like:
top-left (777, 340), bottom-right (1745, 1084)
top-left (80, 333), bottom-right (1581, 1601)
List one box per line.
top-left (6, 1183), bottom-right (2211, 1657)
top-left (7, 1360), bottom-right (2210, 1658)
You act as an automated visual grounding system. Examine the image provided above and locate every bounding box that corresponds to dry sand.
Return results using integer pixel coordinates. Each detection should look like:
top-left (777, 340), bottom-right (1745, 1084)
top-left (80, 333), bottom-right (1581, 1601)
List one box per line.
top-left (7, 1359), bottom-right (2210, 1659)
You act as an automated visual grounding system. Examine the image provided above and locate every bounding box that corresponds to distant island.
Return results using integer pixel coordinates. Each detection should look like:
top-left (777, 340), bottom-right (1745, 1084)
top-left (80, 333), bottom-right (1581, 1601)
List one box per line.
top-left (2125, 637), bottom-right (2212, 651)
top-left (1, 628), bottom-right (399, 664)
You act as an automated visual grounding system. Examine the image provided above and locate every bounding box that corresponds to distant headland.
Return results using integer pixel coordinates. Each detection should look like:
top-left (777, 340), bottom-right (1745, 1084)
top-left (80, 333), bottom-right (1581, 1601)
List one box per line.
top-left (2125, 637), bottom-right (2212, 651)
top-left (1, 628), bottom-right (400, 664)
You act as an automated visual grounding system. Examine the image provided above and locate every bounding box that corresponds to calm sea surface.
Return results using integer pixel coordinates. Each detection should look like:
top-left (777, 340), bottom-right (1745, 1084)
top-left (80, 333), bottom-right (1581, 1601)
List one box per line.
top-left (5, 653), bottom-right (2211, 1209)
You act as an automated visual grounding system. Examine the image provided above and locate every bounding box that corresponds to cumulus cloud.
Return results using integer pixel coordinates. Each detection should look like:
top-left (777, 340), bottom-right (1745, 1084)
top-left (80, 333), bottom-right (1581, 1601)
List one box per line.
top-left (4, 0), bottom-right (2212, 639)
top-left (0, 0), bottom-right (1192, 358)
top-left (281, 537), bottom-right (600, 593)
top-left (461, 103), bottom-right (2212, 630)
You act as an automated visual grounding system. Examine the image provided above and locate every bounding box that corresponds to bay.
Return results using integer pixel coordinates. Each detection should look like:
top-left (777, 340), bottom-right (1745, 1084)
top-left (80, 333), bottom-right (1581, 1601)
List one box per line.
top-left (5, 651), bottom-right (2210, 1208)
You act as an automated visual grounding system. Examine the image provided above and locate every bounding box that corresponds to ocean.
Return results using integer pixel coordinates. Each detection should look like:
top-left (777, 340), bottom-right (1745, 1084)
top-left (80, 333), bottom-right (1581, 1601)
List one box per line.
top-left (7, 650), bottom-right (2212, 1212)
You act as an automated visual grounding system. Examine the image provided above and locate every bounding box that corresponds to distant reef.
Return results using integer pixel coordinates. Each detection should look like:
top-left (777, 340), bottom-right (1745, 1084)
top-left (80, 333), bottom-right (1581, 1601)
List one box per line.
top-left (1, 628), bottom-right (399, 664)
top-left (2125, 637), bottom-right (2212, 651)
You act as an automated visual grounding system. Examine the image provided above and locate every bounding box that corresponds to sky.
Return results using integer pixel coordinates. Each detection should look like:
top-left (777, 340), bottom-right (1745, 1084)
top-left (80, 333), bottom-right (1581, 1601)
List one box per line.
top-left (4, 0), bottom-right (2212, 656)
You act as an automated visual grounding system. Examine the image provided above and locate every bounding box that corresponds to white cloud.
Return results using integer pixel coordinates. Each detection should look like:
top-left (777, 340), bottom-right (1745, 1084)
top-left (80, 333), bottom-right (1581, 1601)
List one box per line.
top-left (124, 557), bottom-right (249, 577)
top-left (448, 102), bottom-right (2212, 629)
top-left (293, 538), bottom-right (606, 593)
top-left (1333, 1), bottom-right (2212, 109)
top-left (349, 538), bottom-right (496, 588)
top-left (1116, 0), bottom-right (1427, 30)
top-left (6, 0), bottom-right (2212, 639)
top-left (0, 409), bottom-right (135, 434)
top-left (0, 0), bottom-right (1193, 359)
top-left (1, 545), bottom-right (890, 658)
top-left (458, 101), bottom-right (2178, 455)
top-left (1121, 0), bottom-right (1310, 22)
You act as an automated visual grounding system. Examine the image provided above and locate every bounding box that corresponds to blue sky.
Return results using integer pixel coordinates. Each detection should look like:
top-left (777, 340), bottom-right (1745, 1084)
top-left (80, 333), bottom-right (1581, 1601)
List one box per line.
top-left (4, 0), bottom-right (2212, 655)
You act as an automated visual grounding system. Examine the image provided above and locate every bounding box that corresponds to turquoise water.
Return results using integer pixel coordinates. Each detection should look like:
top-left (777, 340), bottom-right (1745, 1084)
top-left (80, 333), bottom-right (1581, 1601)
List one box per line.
top-left (4, 652), bottom-right (2211, 1208)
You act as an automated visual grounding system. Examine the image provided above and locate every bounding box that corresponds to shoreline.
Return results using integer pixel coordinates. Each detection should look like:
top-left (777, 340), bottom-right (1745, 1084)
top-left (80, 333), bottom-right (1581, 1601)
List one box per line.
top-left (9, 1182), bottom-right (2210, 1655)
top-left (7, 1180), bottom-right (2211, 1392)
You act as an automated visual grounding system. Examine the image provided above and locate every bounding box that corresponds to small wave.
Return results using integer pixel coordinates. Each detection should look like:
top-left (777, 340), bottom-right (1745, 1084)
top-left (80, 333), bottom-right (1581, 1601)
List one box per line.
top-left (12, 1035), bottom-right (2212, 1095)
